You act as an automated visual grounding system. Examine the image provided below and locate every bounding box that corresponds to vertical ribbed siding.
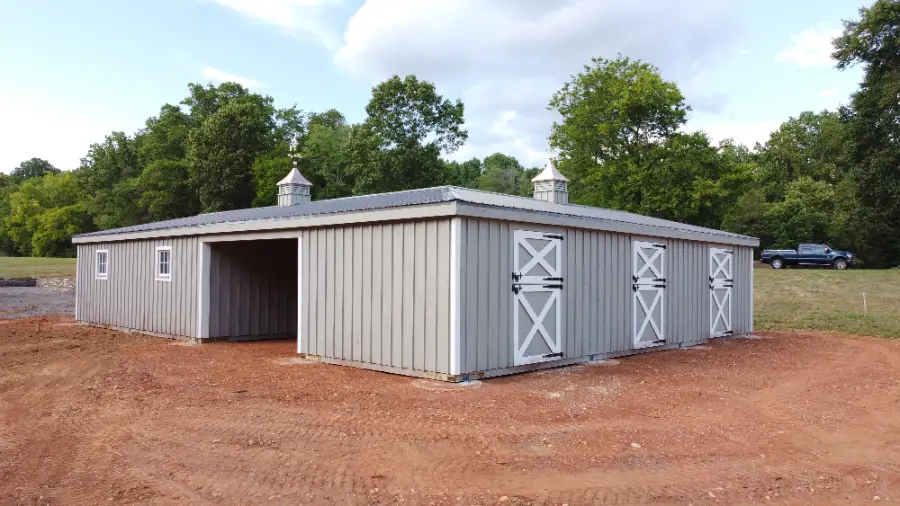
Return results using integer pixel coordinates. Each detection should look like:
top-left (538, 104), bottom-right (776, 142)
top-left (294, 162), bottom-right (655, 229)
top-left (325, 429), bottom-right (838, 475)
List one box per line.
top-left (667, 239), bottom-right (708, 344)
top-left (301, 219), bottom-right (453, 374)
top-left (76, 237), bottom-right (198, 337)
top-left (207, 239), bottom-right (298, 339)
top-left (731, 245), bottom-right (754, 334)
top-left (458, 220), bottom-right (637, 374)
top-left (457, 220), bottom-right (758, 375)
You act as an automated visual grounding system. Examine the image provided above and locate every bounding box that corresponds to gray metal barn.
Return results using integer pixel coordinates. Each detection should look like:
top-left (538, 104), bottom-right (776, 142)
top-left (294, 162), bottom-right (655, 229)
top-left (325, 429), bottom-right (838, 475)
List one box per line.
top-left (73, 158), bottom-right (758, 381)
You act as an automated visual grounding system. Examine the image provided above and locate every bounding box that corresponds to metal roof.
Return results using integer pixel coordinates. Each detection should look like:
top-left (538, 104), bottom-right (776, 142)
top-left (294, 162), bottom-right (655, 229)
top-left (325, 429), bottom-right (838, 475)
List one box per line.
top-left (73, 185), bottom-right (756, 243)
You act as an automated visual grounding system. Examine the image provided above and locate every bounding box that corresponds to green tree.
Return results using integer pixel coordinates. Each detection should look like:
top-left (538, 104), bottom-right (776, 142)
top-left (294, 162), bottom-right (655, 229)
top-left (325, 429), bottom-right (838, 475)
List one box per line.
top-left (2, 172), bottom-right (87, 256)
top-left (139, 159), bottom-right (198, 221)
top-left (549, 56), bottom-right (689, 205)
top-left (11, 158), bottom-right (60, 179)
top-left (76, 132), bottom-right (145, 229)
top-left (442, 158), bottom-right (482, 188)
top-left (764, 177), bottom-right (838, 248)
top-left (834, 0), bottom-right (900, 267)
top-left (189, 97), bottom-right (275, 212)
top-left (138, 104), bottom-right (194, 164)
top-left (349, 75), bottom-right (467, 194)
top-left (477, 153), bottom-right (524, 195)
top-left (756, 110), bottom-right (846, 200)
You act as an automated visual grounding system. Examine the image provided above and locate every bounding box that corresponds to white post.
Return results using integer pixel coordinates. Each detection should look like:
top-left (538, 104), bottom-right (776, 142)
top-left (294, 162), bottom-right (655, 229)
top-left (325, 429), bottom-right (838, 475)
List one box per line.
top-left (297, 234), bottom-right (303, 354)
top-left (749, 250), bottom-right (754, 333)
top-left (197, 242), bottom-right (211, 340)
top-left (449, 218), bottom-right (462, 375)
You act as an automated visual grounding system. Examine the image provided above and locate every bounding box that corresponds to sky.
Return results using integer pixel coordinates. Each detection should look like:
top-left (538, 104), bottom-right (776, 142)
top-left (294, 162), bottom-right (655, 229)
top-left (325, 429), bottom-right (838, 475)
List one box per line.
top-left (0, 0), bottom-right (865, 173)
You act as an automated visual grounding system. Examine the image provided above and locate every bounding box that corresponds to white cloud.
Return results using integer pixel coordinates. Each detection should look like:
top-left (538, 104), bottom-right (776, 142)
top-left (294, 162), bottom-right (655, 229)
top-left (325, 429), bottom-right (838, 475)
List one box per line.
top-left (820, 88), bottom-right (837, 98)
top-left (206, 0), bottom-right (346, 49)
top-left (334, 0), bottom-right (739, 166)
top-left (201, 66), bottom-right (262, 88)
top-left (775, 24), bottom-right (842, 68)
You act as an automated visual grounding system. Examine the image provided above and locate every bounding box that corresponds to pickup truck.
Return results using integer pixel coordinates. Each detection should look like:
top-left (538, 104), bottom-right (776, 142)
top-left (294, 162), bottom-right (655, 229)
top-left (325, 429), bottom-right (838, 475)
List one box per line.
top-left (761, 244), bottom-right (856, 270)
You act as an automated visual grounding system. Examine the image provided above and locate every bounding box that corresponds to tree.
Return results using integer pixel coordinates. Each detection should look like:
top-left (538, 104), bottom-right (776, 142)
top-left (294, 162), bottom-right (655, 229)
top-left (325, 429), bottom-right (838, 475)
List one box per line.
top-left (442, 158), bottom-right (482, 188)
top-left (756, 111), bottom-right (847, 200)
top-left (12, 158), bottom-right (60, 179)
top-left (138, 104), bottom-right (194, 164)
top-left (549, 56), bottom-right (689, 205)
top-left (301, 122), bottom-right (353, 199)
top-left (76, 132), bottom-right (145, 230)
top-left (348, 75), bottom-right (467, 194)
top-left (2, 172), bottom-right (87, 256)
top-left (475, 153), bottom-right (538, 197)
top-left (833, 0), bottom-right (900, 267)
top-left (189, 98), bottom-right (275, 212)
top-left (139, 159), bottom-right (198, 221)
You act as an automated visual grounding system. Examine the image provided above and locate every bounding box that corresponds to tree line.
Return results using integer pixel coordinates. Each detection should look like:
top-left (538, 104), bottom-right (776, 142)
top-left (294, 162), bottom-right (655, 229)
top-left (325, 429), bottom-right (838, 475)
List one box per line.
top-left (1, 0), bottom-right (898, 266)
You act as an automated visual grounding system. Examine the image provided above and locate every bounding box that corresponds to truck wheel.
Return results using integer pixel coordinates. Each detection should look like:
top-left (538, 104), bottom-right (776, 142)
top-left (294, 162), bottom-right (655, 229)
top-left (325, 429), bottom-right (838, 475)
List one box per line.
top-left (771, 258), bottom-right (785, 269)
top-left (833, 258), bottom-right (848, 270)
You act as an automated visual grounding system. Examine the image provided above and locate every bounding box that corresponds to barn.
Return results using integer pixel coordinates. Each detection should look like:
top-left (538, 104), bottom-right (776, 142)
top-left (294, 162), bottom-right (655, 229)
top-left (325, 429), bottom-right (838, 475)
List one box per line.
top-left (73, 158), bottom-right (758, 381)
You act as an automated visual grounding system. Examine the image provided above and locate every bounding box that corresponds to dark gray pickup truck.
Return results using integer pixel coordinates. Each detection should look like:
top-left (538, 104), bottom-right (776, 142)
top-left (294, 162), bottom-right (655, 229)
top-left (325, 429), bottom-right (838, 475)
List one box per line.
top-left (761, 244), bottom-right (856, 270)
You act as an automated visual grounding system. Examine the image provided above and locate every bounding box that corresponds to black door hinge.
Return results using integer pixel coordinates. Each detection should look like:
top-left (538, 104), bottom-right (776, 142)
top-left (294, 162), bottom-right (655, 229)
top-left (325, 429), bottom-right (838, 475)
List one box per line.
top-left (542, 352), bottom-right (564, 359)
top-left (543, 234), bottom-right (564, 240)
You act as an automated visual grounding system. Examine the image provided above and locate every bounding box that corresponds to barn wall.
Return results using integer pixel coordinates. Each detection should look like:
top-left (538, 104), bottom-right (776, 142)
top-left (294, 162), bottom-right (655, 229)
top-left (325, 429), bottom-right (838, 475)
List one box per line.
top-left (732, 245), bottom-right (754, 334)
top-left (208, 239), bottom-right (297, 339)
top-left (75, 237), bottom-right (199, 337)
top-left (458, 218), bottom-right (756, 375)
top-left (299, 219), bottom-right (453, 375)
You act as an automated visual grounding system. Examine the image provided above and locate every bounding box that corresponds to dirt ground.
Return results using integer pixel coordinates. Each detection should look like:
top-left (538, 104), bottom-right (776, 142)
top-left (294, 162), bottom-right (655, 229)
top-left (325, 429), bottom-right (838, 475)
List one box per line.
top-left (1, 317), bottom-right (899, 506)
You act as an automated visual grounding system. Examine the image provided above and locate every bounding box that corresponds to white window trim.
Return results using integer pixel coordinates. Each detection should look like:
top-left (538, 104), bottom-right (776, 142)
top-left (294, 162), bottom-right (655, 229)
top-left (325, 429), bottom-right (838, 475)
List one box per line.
top-left (95, 249), bottom-right (109, 280)
top-left (155, 246), bottom-right (173, 282)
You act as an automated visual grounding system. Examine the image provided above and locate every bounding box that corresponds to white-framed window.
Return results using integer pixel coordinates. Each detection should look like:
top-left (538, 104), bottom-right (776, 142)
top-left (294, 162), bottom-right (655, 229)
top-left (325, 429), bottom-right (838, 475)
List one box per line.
top-left (155, 246), bottom-right (172, 281)
top-left (95, 250), bottom-right (109, 280)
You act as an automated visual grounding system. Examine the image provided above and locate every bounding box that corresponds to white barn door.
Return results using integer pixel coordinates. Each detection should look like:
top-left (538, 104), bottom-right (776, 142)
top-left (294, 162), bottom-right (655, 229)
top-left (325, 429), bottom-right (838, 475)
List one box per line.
top-left (632, 241), bottom-right (666, 349)
top-left (709, 247), bottom-right (734, 337)
top-left (512, 230), bottom-right (564, 366)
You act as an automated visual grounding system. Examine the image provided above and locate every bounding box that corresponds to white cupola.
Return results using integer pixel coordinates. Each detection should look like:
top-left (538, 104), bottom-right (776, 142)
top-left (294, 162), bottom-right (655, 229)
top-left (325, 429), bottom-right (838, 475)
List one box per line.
top-left (277, 136), bottom-right (312, 207)
top-left (532, 156), bottom-right (568, 204)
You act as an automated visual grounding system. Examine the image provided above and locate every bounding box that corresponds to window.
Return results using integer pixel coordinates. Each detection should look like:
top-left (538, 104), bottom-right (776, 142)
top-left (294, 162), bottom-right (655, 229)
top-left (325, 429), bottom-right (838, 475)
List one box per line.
top-left (156, 246), bottom-right (172, 281)
top-left (96, 250), bottom-right (109, 279)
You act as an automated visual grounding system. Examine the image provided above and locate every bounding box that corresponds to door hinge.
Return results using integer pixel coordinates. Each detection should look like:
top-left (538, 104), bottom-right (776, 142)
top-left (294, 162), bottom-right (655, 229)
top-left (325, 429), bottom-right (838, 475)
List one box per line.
top-left (512, 272), bottom-right (522, 282)
top-left (542, 284), bottom-right (563, 289)
top-left (511, 284), bottom-right (521, 294)
top-left (542, 352), bottom-right (563, 359)
top-left (543, 234), bottom-right (564, 240)
top-left (653, 243), bottom-right (667, 249)
top-left (544, 277), bottom-right (563, 282)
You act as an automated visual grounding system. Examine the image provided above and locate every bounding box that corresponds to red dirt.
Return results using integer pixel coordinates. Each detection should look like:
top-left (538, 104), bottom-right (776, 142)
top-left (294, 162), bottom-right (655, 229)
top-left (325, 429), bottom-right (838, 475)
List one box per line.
top-left (2, 316), bottom-right (899, 505)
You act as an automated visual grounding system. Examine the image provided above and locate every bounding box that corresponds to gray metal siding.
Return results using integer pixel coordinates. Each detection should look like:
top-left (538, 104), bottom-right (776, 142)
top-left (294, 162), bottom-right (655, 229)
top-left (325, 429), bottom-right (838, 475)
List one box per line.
top-left (208, 239), bottom-right (298, 339)
top-left (300, 219), bottom-right (453, 374)
top-left (458, 219), bottom-right (757, 375)
top-left (731, 245), bottom-right (754, 335)
top-left (75, 238), bottom-right (198, 337)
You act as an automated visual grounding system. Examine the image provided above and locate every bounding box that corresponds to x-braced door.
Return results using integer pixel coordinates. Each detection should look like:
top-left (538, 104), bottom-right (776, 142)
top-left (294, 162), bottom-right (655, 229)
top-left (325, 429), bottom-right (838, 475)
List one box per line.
top-left (512, 230), bottom-right (564, 366)
top-left (632, 241), bottom-right (666, 349)
top-left (709, 247), bottom-right (734, 337)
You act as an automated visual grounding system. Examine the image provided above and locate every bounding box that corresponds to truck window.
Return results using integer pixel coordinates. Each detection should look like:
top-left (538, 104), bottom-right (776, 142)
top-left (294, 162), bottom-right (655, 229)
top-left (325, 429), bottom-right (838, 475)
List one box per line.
top-left (807, 245), bottom-right (826, 254)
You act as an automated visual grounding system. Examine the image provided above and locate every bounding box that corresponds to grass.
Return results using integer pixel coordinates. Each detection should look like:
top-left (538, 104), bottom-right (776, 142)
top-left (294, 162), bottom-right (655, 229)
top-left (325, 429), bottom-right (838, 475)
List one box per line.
top-left (0, 257), bottom-right (77, 278)
top-left (754, 267), bottom-right (900, 338)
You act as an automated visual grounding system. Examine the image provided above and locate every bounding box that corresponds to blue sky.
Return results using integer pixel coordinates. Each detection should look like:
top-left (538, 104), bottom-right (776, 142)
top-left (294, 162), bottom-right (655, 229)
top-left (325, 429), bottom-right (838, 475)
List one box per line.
top-left (0, 0), bottom-right (864, 172)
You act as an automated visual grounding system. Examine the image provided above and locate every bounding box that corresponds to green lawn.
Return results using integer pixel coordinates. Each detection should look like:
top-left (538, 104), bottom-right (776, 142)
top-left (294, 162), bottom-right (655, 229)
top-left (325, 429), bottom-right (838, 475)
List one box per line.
top-left (754, 267), bottom-right (900, 338)
top-left (0, 257), bottom-right (77, 278)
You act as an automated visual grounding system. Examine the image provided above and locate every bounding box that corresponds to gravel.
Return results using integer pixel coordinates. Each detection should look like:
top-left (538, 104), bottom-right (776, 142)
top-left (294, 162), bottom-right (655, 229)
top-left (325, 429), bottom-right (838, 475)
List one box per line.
top-left (0, 286), bottom-right (75, 318)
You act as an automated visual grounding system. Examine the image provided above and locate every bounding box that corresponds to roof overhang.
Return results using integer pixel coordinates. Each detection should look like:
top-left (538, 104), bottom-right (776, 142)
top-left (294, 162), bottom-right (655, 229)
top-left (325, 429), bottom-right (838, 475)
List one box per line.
top-left (73, 199), bottom-right (759, 248)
